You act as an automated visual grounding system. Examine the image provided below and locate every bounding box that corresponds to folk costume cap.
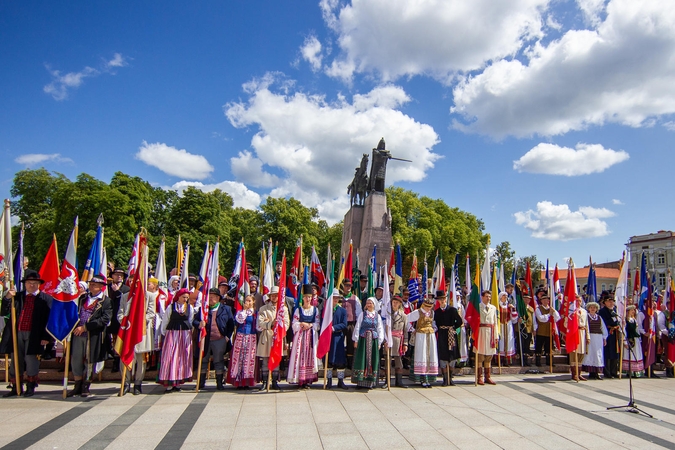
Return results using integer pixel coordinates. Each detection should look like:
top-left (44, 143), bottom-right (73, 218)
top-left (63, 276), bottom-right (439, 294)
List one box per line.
top-left (21, 269), bottom-right (44, 284)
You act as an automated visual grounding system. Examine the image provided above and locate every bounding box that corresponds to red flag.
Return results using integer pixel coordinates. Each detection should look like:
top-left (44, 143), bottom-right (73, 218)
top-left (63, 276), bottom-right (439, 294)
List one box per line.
top-left (345, 242), bottom-right (353, 282)
top-left (389, 247), bottom-right (396, 281)
top-left (236, 244), bottom-right (249, 311)
top-left (288, 240), bottom-right (302, 299)
top-left (269, 253), bottom-right (287, 371)
top-left (310, 246), bottom-right (325, 293)
top-left (115, 234), bottom-right (148, 368)
top-left (39, 236), bottom-right (60, 296)
top-left (560, 260), bottom-right (579, 351)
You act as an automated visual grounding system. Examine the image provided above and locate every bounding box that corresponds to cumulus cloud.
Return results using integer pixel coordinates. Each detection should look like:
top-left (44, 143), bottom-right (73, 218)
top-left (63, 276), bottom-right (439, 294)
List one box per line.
top-left (451, 0), bottom-right (675, 138)
top-left (230, 150), bottom-right (280, 188)
top-left (14, 153), bottom-right (73, 166)
top-left (321, 0), bottom-right (549, 83)
top-left (513, 142), bottom-right (629, 175)
top-left (225, 74), bottom-right (440, 223)
top-left (43, 53), bottom-right (128, 100)
top-left (577, 0), bottom-right (607, 26)
top-left (170, 180), bottom-right (261, 210)
top-left (514, 201), bottom-right (614, 240)
top-left (300, 36), bottom-right (323, 71)
top-left (136, 141), bottom-right (214, 180)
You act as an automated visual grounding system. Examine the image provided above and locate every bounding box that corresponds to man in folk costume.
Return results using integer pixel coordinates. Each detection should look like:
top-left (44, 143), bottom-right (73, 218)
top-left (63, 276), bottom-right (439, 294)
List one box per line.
top-left (581, 301), bottom-right (608, 379)
top-left (517, 279), bottom-right (535, 367)
top-left (475, 290), bottom-right (498, 385)
top-left (390, 295), bottom-right (408, 388)
top-left (638, 301), bottom-right (659, 378)
top-left (406, 295), bottom-right (438, 388)
top-left (497, 291), bottom-right (518, 367)
top-left (656, 301), bottom-right (668, 367)
top-left (68, 275), bottom-right (113, 397)
top-left (567, 295), bottom-right (589, 381)
top-left (358, 274), bottom-right (369, 307)
top-left (250, 276), bottom-right (264, 311)
top-left (598, 295), bottom-right (621, 378)
top-left (341, 279), bottom-right (362, 368)
top-left (117, 276), bottom-right (156, 395)
top-left (435, 290), bottom-right (463, 386)
top-left (106, 268), bottom-right (129, 373)
top-left (0, 270), bottom-right (53, 397)
top-left (534, 293), bottom-right (560, 367)
top-left (401, 287), bottom-right (416, 370)
top-left (201, 288), bottom-right (234, 390)
top-left (256, 286), bottom-right (290, 390)
top-left (325, 288), bottom-right (348, 390)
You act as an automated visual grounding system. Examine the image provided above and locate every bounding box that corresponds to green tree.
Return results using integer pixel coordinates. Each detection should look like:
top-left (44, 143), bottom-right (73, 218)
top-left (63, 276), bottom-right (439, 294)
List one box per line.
top-left (259, 197), bottom-right (321, 260)
top-left (519, 254), bottom-right (544, 286)
top-left (494, 241), bottom-right (516, 277)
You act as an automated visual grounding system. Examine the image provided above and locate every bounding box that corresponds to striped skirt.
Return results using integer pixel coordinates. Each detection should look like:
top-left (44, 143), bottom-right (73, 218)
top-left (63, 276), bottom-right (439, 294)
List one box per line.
top-left (351, 332), bottom-right (380, 388)
top-left (287, 328), bottom-right (318, 386)
top-left (227, 333), bottom-right (257, 387)
top-left (158, 329), bottom-right (193, 387)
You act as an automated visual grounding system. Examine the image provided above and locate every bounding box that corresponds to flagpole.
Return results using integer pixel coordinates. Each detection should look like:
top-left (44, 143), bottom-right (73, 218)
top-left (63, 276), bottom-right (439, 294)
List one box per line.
top-left (196, 339), bottom-right (205, 393)
top-left (549, 328), bottom-right (553, 374)
top-left (498, 323), bottom-right (502, 375)
top-left (323, 354), bottom-right (329, 390)
top-left (10, 296), bottom-right (21, 395)
top-left (266, 369), bottom-right (271, 393)
top-left (386, 346), bottom-right (391, 391)
top-left (4, 355), bottom-right (7, 383)
top-left (119, 365), bottom-right (127, 396)
top-left (62, 335), bottom-right (71, 399)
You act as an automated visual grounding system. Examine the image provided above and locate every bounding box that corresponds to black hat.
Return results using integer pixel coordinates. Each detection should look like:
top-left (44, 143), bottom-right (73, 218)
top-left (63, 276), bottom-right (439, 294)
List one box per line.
top-left (21, 269), bottom-right (44, 284)
top-left (435, 290), bottom-right (446, 299)
top-left (111, 268), bottom-right (126, 276)
top-left (208, 288), bottom-right (221, 296)
top-left (359, 274), bottom-right (368, 281)
top-left (342, 278), bottom-right (352, 284)
top-left (188, 273), bottom-right (197, 280)
top-left (302, 284), bottom-right (313, 295)
top-left (89, 275), bottom-right (107, 285)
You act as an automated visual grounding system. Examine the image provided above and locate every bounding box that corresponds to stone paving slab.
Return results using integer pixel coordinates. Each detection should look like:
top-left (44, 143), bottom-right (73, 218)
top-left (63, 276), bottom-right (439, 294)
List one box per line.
top-left (0, 374), bottom-right (674, 449)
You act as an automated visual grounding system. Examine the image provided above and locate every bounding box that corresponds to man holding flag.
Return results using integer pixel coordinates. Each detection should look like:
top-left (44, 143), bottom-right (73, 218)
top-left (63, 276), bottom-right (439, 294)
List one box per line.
top-left (256, 285), bottom-right (290, 391)
top-left (1, 270), bottom-right (53, 397)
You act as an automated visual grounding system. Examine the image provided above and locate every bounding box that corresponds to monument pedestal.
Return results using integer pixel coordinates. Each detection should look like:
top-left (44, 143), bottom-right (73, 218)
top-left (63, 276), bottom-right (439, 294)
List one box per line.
top-left (341, 191), bottom-right (392, 273)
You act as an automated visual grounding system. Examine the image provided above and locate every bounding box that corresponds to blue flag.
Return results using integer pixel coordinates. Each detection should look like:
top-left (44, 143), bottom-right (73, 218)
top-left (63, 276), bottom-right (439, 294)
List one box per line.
top-left (639, 252), bottom-right (649, 311)
top-left (587, 262), bottom-right (597, 303)
top-left (13, 226), bottom-right (24, 291)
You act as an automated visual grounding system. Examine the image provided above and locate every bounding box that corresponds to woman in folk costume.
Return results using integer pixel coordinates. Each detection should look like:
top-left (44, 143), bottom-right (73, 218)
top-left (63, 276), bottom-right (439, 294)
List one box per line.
top-left (227, 294), bottom-right (257, 389)
top-left (168, 275), bottom-right (180, 298)
top-left (390, 295), bottom-right (409, 388)
top-left (497, 292), bottom-right (518, 366)
top-left (581, 301), bottom-right (608, 379)
top-left (407, 295), bottom-right (439, 388)
top-left (623, 305), bottom-right (644, 377)
top-left (158, 288), bottom-right (196, 392)
top-left (287, 284), bottom-right (320, 388)
top-left (351, 297), bottom-right (385, 390)
top-left (567, 296), bottom-right (589, 381)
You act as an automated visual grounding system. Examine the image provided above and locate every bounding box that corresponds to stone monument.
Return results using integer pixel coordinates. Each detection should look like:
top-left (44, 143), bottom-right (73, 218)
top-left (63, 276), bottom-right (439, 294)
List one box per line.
top-left (341, 138), bottom-right (410, 276)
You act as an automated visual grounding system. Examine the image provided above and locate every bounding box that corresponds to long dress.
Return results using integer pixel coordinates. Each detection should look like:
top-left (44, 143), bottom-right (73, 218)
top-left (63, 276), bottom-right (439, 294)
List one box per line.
top-left (623, 317), bottom-right (644, 377)
top-left (638, 311), bottom-right (657, 368)
top-left (498, 301), bottom-right (518, 359)
top-left (227, 309), bottom-right (257, 387)
top-left (287, 306), bottom-right (319, 386)
top-left (351, 310), bottom-right (384, 388)
top-left (158, 302), bottom-right (195, 387)
top-left (582, 313), bottom-right (608, 373)
top-left (407, 308), bottom-right (439, 383)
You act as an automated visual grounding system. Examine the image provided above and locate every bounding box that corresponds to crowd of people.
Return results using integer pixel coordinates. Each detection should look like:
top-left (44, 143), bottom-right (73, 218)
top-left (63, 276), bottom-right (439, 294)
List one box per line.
top-left (1, 259), bottom-right (673, 398)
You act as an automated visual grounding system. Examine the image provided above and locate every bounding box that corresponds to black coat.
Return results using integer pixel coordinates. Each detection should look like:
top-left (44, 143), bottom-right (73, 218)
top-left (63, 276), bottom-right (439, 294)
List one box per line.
top-left (435, 306), bottom-right (463, 361)
top-left (196, 304), bottom-right (234, 354)
top-left (77, 294), bottom-right (113, 364)
top-left (107, 283), bottom-right (129, 335)
top-left (599, 306), bottom-right (620, 359)
top-left (0, 291), bottom-right (53, 355)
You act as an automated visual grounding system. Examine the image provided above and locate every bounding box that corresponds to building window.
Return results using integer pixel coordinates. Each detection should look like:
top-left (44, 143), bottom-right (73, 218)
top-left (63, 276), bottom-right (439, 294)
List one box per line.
top-left (609, 284), bottom-right (614, 291)
top-left (658, 254), bottom-right (666, 265)
top-left (601, 284), bottom-right (606, 291)
top-left (659, 273), bottom-right (666, 287)
top-left (642, 246), bottom-right (649, 249)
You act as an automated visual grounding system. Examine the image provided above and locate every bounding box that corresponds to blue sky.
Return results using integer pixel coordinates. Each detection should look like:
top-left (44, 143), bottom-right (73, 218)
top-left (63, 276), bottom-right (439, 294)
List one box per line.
top-left (1, 0), bottom-right (673, 268)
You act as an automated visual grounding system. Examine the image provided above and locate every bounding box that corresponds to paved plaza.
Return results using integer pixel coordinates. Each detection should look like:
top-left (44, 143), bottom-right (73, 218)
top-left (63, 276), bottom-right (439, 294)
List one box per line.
top-left (0, 374), bottom-right (674, 450)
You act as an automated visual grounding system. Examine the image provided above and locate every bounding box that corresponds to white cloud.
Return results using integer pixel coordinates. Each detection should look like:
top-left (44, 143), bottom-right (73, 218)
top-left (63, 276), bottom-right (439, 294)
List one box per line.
top-left (321, 0), bottom-right (549, 83)
top-left (135, 141), bottom-right (214, 180)
top-left (14, 153), bottom-right (73, 166)
top-left (514, 201), bottom-right (614, 240)
top-left (170, 180), bottom-right (261, 210)
top-left (612, 198), bottom-right (623, 205)
top-left (43, 53), bottom-right (128, 101)
top-left (225, 74), bottom-right (440, 223)
top-left (513, 142), bottom-right (629, 175)
top-left (664, 121), bottom-right (675, 131)
top-left (230, 150), bottom-right (280, 188)
top-left (300, 36), bottom-right (323, 71)
top-left (577, 0), bottom-right (607, 26)
top-left (451, 0), bottom-right (675, 138)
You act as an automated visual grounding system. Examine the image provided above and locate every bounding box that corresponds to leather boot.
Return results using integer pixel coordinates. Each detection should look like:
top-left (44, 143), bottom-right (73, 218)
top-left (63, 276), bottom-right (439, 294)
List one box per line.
top-left (485, 367), bottom-right (496, 385)
top-left (198, 376), bottom-right (206, 390)
top-left (395, 372), bottom-right (407, 388)
top-left (442, 369), bottom-right (449, 387)
top-left (326, 377), bottom-right (333, 389)
top-left (271, 374), bottom-right (281, 390)
top-left (337, 378), bottom-right (348, 390)
top-left (133, 384), bottom-right (142, 395)
top-left (121, 383), bottom-right (131, 396)
top-left (570, 366), bottom-right (579, 381)
top-left (67, 380), bottom-right (83, 398)
top-left (535, 355), bottom-right (541, 367)
top-left (448, 370), bottom-right (455, 387)
top-left (23, 382), bottom-right (36, 397)
top-left (477, 367), bottom-right (484, 385)
top-left (259, 379), bottom-right (268, 391)
top-left (216, 374), bottom-right (225, 391)
top-left (81, 382), bottom-right (91, 397)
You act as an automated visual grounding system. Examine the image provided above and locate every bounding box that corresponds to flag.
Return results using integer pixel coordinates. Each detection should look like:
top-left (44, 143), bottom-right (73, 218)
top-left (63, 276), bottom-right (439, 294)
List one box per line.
top-left (525, 260), bottom-right (535, 310)
top-left (175, 235), bottom-right (184, 274)
top-left (82, 214), bottom-right (104, 282)
top-left (639, 252), bottom-right (649, 311)
top-left (115, 234), bottom-right (148, 368)
top-left (336, 256), bottom-right (346, 293)
top-left (368, 245), bottom-right (377, 297)
top-left (268, 253), bottom-right (287, 371)
top-left (515, 281), bottom-right (528, 321)
top-left (465, 278), bottom-right (481, 344)
top-left (39, 235), bottom-right (60, 296)
top-left (198, 242), bottom-right (213, 341)
top-left (259, 241), bottom-right (266, 294)
top-left (209, 241), bottom-right (219, 291)
top-left (432, 252), bottom-right (445, 295)
top-left (421, 258), bottom-right (428, 303)
top-left (155, 238), bottom-right (168, 301)
top-left (498, 259), bottom-right (505, 294)
top-left (561, 258), bottom-right (579, 352)
top-left (345, 241), bottom-right (353, 290)
top-left (481, 242), bottom-right (490, 291)
top-left (381, 263), bottom-right (393, 347)
top-left (13, 224), bottom-right (24, 291)
top-left (263, 239), bottom-right (274, 295)
top-left (46, 218), bottom-right (80, 343)
top-left (394, 243), bottom-right (403, 295)
top-left (667, 271), bottom-right (674, 317)
top-left (236, 241), bottom-right (249, 311)
top-left (317, 246), bottom-right (334, 359)
top-left (310, 245), bottom-right (325, 295)
top-left (465, 253), bottom-right (471, 294)
top-left (490, 262), bottom-right (500, 340)
top-left (586, 257), bottom-right (598, 304)
top-left (126, 233), bottom-right (140, 286)
top-left (0, 199), bottom-right (13, 291)
top-left (408, 251), bottom-right (420, 305)
top-left (99, 247), bottom-right (107, 280)
top-left (553, 263), bottom-right (560, 294)
top-left (614, 253), bottom-right (629, 319)
top-left (289, 238), bottom-right (302, 300)
top-left (178, 242), bottom-right (190, 289)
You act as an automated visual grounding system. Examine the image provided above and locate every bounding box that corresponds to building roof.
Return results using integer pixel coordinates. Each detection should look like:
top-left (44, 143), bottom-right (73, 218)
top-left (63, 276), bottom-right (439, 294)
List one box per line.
top-left (540, 266), bottom-right (620, 281)
top-left (629, 231), bottom-right (675, 244)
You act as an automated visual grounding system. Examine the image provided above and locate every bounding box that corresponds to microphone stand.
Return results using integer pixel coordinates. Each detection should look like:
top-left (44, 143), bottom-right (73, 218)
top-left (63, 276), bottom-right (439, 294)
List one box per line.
top-left (606, 323), bottom-right (653, 418)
